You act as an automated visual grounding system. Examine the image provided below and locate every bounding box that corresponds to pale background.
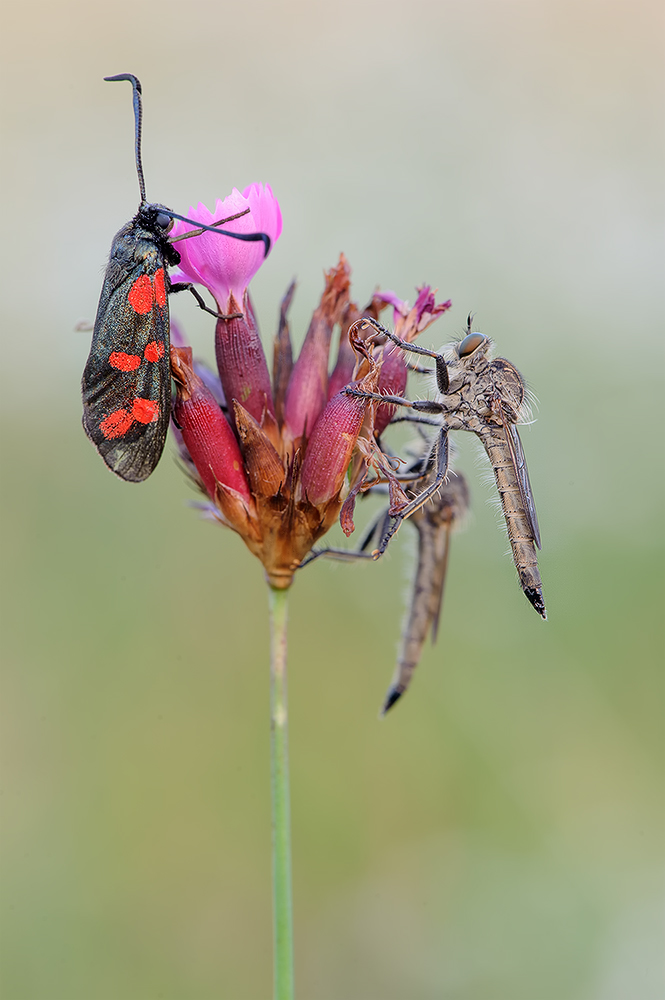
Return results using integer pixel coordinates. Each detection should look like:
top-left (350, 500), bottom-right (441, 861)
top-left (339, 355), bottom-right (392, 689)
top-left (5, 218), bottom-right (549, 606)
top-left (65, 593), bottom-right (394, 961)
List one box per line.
top-left (1, 1), bottom-right (663, 998)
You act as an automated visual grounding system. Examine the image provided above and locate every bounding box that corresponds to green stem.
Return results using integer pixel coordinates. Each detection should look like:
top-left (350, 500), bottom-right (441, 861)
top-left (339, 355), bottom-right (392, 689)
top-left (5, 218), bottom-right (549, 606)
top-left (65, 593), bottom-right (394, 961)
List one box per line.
top-left (268, 585), bottom-right (294, 1000)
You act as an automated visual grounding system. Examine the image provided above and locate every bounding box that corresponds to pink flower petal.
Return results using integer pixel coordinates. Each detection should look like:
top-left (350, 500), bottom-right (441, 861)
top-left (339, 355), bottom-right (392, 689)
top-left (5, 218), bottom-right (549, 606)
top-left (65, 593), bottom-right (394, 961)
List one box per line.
top-left (170, 185), bottom-right (282, 310)
top-left (375, 290), bottom-right (409, 315)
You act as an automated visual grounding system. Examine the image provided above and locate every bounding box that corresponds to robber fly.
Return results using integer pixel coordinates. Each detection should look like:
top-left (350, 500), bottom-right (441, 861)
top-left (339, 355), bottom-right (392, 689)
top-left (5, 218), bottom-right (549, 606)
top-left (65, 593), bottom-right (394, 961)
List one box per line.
top-left (305, 314), bottom-right (546, 711)
top-left (347, 316), bottom-right (545, 615)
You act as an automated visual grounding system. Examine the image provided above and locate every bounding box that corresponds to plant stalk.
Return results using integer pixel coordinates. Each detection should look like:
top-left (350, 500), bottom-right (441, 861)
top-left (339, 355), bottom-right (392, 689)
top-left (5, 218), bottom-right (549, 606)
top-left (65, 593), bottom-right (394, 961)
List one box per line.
top-left (268, 584), bottom-right (294, 999)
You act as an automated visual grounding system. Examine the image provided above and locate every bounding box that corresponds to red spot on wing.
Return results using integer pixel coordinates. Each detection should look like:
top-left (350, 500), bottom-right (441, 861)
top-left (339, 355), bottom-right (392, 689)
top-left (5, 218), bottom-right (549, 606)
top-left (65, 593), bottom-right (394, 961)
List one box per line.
top-left (132, 398), bottom-right (160, 424)
top-left (144, 341), bottom-right (165, 362)
top-left (100, 408), bottom-right (134, 439)
top-left (109, 351), bottom-right (142, 371)
top-left (128, 274), bottom-right (154, 314)
top-left (153, 268), bottom-right (167, 308)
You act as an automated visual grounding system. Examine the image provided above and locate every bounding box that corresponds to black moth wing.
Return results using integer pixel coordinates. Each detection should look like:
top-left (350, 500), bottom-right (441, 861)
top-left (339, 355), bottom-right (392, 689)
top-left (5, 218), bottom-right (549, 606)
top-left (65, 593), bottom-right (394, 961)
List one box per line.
top-left (82, 210), bottom-right (179, 482)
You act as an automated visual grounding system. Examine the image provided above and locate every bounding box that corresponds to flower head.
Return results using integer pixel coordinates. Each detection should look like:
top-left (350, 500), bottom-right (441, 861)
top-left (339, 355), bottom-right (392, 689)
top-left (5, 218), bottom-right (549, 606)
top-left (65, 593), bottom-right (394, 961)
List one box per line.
top-left (171, 184), bottom-right (282, 312)
top-left (169, 222), bottom-right (453, 591)
top-left (171, 270), bottom-right (381, 589)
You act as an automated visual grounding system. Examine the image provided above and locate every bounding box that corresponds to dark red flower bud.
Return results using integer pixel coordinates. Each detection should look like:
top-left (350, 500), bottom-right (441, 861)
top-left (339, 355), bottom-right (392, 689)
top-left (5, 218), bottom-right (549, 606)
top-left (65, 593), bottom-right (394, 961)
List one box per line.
top-left (299, 334), bottom-right (380, 506)
top-left (171, 347), bottom-right (252, 508)
top-left (298, 390), bottom-right (368, 506)
top-left (215, 291), bottom-right (276, 430)
top-left (283, 255), bottom-right (350, 444)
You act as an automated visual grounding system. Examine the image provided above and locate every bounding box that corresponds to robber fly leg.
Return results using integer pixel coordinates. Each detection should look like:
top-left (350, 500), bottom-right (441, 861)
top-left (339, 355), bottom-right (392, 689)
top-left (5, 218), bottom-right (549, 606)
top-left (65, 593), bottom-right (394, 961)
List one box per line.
top-left (388, 414), bottom-right (443, 428)
top-left (357, 317), bottom-right (450, 393)
top-left (299, 508), bottom-right (392, 568)
top-left (170, 282), bottom-right (243, 321)
top-left (344, 387), bottom-right (446, 415)
top-left (374, 428), bottom-right (450, 556)
top-left (405, 363), bottom-right (434, 375)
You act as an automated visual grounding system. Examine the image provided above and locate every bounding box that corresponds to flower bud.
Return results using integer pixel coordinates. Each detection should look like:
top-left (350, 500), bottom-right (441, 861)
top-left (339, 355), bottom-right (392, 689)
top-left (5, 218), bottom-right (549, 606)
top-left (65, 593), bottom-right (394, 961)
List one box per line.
top-left (215, 292), bottom-right (276, 429)
top-left (171, 347), bottom-right (252, 508)
top-left (283, 255), bottom-right (350, 444)
top-left (299, 335), bottom-right (380, 506)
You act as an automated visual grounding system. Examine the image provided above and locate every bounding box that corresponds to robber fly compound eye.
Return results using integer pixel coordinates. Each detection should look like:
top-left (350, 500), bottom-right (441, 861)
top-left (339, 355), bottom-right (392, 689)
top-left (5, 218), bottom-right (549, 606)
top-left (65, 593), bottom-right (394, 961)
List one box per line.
top-left (457, 332), bottom-right (486, 357)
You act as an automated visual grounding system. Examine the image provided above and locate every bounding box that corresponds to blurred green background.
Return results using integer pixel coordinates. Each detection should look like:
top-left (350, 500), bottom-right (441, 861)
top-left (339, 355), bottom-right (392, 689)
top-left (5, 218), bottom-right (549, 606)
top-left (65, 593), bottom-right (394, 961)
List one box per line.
top-left (1, 1), bottom-right (663, 998)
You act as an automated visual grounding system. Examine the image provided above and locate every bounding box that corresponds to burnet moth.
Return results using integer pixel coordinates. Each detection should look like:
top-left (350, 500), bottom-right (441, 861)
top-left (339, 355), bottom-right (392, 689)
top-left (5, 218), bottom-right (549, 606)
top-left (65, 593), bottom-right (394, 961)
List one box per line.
top-left (82, 73), bottom-right (271, 482)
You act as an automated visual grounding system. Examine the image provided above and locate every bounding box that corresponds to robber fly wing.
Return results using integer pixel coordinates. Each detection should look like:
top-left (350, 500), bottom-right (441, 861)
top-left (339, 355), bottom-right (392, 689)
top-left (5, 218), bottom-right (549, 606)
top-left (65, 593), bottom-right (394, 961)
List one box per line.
top-left (496, 400), bottom-right (542, 549)
top-left (429, 518), bottom-right (452, 641)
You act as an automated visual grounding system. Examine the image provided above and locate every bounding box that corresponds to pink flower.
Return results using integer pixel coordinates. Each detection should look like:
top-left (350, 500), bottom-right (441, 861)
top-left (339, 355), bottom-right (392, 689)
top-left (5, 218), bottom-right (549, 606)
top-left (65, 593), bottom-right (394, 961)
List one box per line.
top-left (376, 286), bottom-right (452, 341)
top-left (171, 184), bottom-right (282, 311)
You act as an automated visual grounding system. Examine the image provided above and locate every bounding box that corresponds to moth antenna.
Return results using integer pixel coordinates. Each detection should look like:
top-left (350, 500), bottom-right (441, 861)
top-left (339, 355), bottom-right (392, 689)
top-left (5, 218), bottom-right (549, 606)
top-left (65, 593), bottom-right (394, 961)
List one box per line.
top-left (165, 210), bottom-right (271, 257)
top-left (104, 74), bottom-right (147, 205)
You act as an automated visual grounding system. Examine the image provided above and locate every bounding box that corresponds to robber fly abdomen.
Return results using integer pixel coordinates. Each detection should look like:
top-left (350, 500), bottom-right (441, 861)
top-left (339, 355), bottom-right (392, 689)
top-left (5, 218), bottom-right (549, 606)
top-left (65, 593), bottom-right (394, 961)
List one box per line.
top-left (476, 424), bottom-right (546, 618)
top-left (382, 472), bottom-right (470, 713)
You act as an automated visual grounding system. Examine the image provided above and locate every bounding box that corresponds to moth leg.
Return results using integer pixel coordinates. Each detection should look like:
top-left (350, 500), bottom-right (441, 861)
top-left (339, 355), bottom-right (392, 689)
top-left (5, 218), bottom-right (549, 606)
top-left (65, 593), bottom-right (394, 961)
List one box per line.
top-left (169, 282), bottom-right (243, 321)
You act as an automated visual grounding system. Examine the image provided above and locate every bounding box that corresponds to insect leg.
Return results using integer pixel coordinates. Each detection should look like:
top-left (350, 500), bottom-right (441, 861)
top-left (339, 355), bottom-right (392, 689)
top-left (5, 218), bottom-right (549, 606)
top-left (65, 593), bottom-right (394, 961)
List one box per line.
top-left (388, 414), bottom-right (443, 427)
top-left (169, 282), bottom-right (244, 321)
top-left (344, 387), bottom-right (446, 415)
top-left (405, 363), bottom-right (433, 375)
top-left (374, 427), bottom-right (450, 556)
top-left (357, 317), bottom-right (449, 392)
top-left (299, 507), bottom-right (392, 567)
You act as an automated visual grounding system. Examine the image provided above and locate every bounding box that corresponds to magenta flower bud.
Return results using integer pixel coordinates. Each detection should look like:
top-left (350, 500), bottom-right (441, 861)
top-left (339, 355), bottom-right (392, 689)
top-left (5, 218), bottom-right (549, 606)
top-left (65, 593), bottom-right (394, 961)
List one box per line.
top-left (215, 291), bottom-right (276, 429)
top-left (170, 184), bottom-right (282, 312)
top-left (171, 347), bottom-right (252, 507)
top-left (299, 334), bottom-right (380, 507)
top-left (283, 256), bottom-right (350, 444)
top-left (298, 388), bottom-right (369, 506)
